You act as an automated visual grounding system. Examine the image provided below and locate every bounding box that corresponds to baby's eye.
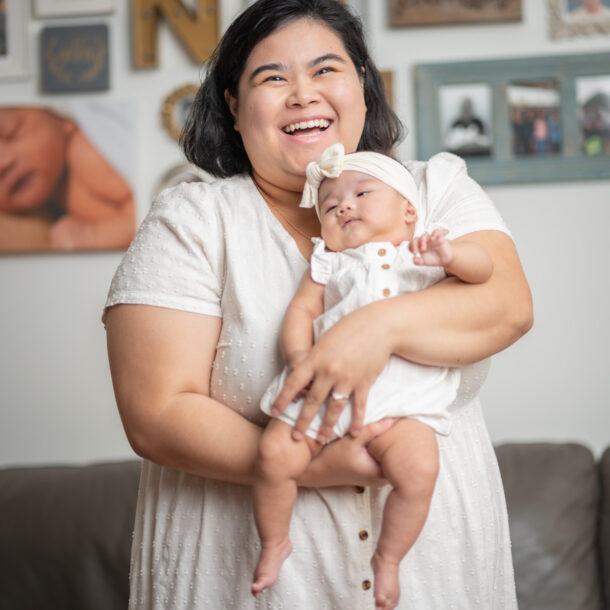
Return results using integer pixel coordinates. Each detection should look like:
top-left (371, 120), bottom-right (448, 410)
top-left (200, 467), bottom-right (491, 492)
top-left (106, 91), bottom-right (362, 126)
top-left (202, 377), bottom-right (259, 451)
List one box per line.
top-left (357, 191), bottom-right (369, 197)
top-left (324, 204), bottom-right (337, 214)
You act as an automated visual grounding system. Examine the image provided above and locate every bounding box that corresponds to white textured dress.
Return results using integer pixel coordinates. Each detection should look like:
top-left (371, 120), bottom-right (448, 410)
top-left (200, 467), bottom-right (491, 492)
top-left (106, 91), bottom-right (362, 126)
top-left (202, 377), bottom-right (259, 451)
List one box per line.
top-left (260, 238), bottom-right (459, 439)
top-left (104, 153), bottom-right (518, 609)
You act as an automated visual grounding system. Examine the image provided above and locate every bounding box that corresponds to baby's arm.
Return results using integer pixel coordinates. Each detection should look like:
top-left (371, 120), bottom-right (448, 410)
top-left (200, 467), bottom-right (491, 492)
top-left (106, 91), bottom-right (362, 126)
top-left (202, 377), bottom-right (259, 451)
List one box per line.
top-left (280, 270), bottom-right (325, 369)
top-left (50, 127), bottom-right (136, 250)
top-left (410, 229), bottom-right (493, 284)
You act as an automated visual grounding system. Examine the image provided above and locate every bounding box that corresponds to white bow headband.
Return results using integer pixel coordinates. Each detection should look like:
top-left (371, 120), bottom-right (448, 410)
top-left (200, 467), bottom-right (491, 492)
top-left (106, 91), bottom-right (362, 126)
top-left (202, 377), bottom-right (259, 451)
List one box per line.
top-left (300, 143), bottom-right (419, 219)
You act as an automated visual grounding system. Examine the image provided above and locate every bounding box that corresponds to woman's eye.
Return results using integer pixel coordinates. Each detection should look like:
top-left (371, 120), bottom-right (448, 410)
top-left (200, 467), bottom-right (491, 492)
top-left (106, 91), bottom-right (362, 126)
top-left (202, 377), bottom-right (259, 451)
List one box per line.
top-left (316, 66), bottom-right (334, 76)
top-left (264, 75), bottom-right (284, 82)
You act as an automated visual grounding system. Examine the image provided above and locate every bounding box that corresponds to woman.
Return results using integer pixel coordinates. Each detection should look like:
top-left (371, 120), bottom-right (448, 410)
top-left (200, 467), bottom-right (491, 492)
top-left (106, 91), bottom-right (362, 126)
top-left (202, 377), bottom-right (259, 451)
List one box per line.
top-left (104, 1), bottom-right (532, 608)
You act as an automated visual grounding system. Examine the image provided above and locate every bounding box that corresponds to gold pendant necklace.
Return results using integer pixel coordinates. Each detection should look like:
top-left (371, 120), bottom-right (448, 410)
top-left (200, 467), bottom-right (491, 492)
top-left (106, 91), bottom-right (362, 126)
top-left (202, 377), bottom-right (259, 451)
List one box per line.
top-left (254, 181), bottom-right (316, 241)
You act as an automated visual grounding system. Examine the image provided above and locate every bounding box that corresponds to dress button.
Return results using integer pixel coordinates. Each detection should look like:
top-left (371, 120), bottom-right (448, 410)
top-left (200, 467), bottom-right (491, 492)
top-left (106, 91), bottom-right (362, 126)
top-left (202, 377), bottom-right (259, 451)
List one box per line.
top-left (354, 485), bottom-right (365, 494)
top-left (381, 263), bottom-right (390, 270)
top-left (359, 530), bottom-right (369, 541)
top-left (382, 288), bottom-right (391, 297)
top-left (377, 248), bottom-right (386, 256)
top-left (362, 579), bottom-right (372, 590)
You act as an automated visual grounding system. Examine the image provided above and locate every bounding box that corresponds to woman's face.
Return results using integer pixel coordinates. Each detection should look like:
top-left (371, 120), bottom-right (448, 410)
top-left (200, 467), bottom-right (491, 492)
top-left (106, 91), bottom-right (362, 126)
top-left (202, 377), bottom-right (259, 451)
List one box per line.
top-left (0, 108), bottom-right (70, 214)
top-left (227, 18), bottom-right (367, 192)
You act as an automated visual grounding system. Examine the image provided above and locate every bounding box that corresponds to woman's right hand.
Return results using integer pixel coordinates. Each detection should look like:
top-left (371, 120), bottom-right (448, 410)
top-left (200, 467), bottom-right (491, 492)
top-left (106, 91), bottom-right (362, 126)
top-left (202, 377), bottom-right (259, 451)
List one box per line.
top-left (298, 418), bottom-right (394, 488)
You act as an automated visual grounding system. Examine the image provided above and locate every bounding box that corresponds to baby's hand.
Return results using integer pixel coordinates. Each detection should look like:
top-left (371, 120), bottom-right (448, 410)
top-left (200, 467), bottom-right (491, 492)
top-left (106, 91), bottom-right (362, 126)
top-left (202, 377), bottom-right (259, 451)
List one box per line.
top-left (410, 229), bottom-right (454, 268)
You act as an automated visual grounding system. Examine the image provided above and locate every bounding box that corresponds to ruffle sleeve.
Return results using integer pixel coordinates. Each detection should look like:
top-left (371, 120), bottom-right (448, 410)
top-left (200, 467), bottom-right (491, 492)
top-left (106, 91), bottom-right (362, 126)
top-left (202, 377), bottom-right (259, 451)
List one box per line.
top-left (309, 237), bottom-right (334, 285)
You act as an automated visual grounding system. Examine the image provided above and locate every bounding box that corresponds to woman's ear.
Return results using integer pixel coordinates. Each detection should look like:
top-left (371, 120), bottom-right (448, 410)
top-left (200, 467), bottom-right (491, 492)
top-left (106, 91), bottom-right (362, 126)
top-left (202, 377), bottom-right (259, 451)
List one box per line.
top-left (224, 90), bottom-right (239, 131)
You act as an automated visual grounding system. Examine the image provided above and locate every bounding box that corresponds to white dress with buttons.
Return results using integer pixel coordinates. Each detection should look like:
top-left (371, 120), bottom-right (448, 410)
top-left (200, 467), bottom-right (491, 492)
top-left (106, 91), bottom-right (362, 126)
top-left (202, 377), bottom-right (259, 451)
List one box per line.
top-left (260, 238), bottom-right (459, 439)
top-left (104, 152), bottom-right (518, 609)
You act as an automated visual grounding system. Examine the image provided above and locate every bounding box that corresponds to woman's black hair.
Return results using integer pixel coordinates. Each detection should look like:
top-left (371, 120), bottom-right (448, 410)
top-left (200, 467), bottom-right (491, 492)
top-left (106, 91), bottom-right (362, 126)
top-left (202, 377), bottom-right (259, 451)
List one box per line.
top-left (182, 0), bottom-right (404, 177)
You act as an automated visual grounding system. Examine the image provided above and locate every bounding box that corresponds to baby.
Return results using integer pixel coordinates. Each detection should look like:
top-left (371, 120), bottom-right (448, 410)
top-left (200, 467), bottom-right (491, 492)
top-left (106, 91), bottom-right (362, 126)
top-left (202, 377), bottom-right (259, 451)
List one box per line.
top-left (0, 106), bottom-right (135, 252)
top-left (252, 143), bottom-right (493, 609)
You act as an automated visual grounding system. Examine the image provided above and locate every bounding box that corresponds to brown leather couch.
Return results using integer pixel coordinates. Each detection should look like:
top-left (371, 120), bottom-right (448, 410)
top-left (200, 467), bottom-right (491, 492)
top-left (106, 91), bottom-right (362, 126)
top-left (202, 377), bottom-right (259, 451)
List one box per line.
top-left (1, 443), bottom-right (608, 609)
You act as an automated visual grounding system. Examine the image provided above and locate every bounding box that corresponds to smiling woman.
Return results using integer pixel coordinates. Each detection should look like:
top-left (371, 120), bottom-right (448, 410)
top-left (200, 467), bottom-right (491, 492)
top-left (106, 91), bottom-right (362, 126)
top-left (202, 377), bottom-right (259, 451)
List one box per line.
top-left (104, 1), bottom-right (531, 608)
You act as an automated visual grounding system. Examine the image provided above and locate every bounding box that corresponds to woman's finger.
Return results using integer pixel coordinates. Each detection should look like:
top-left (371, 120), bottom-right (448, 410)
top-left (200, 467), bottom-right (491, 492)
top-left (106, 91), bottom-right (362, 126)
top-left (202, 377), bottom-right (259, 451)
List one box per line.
top-left (291, 378), bottom-right (334, 441)
top-left (348, 385), bottom-right (370, 437)
top-left (272, 364), bottom-right (314, 415)
top-left (316, 390), bottom-right (351, 444)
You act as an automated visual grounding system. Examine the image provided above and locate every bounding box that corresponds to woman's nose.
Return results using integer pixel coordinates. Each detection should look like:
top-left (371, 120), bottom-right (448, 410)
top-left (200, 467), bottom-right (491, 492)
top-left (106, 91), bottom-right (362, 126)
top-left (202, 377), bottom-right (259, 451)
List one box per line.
top-left (287, 76), bottom-right (319, 107)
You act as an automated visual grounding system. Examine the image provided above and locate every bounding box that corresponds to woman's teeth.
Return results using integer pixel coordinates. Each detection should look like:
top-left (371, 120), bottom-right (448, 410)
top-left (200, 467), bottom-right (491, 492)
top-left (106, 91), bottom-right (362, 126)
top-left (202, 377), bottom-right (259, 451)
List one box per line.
top-left (283, 119), bottom-right (330, 133)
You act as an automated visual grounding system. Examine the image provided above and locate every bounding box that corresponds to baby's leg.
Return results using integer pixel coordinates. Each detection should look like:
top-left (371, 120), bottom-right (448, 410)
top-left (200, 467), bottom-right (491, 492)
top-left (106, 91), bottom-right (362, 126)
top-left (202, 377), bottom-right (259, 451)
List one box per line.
top-left (252, 419), bottom-right (320, 598)
top-left (367, 418), bottom-right (439, 610)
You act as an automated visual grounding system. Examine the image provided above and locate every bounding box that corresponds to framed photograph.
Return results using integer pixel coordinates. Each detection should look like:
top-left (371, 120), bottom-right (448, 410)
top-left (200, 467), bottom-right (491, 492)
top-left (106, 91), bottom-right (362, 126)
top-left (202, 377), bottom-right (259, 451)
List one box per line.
top-left (0, 100), bottom-right (136, 254)
top-left (40, 24), bottom-right (109, 93)
top-left (389, 0), bottom-right (521, 26)
top-left (0, 0), bottom-right (29, 79)
top-left (414, 52), bottom-right (610, 185)
top-left (34, 0), bottom-right (114, 17)
top-left (161, 83), bottom-right (199, 142)
top-left (548, 0), bottom-right (610, 38)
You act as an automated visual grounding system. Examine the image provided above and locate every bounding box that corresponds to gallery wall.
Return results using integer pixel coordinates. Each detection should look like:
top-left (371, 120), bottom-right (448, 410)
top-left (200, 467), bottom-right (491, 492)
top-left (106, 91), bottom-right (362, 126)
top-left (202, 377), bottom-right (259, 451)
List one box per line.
top-left (0, 0), bottom-right (608, 466)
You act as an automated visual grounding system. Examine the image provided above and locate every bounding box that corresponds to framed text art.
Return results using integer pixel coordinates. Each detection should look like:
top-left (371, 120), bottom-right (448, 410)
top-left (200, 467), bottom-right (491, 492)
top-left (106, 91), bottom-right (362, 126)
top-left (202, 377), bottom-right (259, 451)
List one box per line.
top-left (548, 0), bottom-right (610, 38)
top-left (414, 52), bottom-right (610, 185)
top-left (40, 24), bottom-right (110, 93)
top-left (389, 0), bottom-right (522, 27)
top-left (0, 0), bottom-right (29, 80)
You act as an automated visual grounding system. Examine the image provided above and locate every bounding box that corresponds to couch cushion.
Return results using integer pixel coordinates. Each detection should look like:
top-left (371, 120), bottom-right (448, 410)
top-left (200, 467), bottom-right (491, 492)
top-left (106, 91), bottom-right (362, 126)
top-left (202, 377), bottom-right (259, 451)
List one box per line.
top-left (600, 446), bottom-right (610, 609)
top-left (495, 443), bottom-right (601, 610)
top-left (0, 460), bottom-right (141, 610)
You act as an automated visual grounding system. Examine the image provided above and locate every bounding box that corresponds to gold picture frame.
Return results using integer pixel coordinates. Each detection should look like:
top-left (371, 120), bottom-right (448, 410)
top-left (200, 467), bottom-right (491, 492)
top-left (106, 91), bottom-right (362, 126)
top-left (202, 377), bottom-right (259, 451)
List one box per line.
top-left (161, 83), bottom-right (199, 142)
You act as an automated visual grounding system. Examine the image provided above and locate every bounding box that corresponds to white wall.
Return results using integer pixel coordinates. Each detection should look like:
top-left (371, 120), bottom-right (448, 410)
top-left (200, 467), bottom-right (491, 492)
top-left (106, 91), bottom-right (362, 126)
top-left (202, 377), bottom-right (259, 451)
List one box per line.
top-left (0, 0), bottom-right (608, 466)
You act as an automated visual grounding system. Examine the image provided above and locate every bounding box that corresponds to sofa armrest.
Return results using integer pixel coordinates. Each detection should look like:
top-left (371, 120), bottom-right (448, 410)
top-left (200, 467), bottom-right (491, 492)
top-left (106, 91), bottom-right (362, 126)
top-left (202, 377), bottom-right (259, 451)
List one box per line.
top-left (496, 443), bottom-right (601, 610)
top-left (0, 460), bottom-right (141, 610)
top-left (600, 447), bottom-right (610, 609)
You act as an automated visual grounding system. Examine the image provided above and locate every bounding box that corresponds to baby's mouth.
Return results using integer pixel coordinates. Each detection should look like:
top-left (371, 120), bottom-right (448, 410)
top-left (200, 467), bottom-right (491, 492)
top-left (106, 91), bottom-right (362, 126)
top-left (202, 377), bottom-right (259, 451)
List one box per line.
top-left (10, 171), bottom-right (35, 196)
top-left (282, 119), bottom-right (331, 135)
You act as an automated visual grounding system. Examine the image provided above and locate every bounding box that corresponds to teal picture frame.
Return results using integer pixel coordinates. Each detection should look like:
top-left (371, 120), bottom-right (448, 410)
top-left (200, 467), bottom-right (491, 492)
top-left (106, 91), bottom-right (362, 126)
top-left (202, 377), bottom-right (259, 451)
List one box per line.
top-left (414, 52), bottom-right (610, 185)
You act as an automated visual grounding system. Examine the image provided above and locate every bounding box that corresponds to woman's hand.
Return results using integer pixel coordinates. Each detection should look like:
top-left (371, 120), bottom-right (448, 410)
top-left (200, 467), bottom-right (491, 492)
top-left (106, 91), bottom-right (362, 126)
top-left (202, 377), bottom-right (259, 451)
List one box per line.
top-left (272, 305), bottom-right (392, 443)
top-left (298, 419), bottom-right (394, 488)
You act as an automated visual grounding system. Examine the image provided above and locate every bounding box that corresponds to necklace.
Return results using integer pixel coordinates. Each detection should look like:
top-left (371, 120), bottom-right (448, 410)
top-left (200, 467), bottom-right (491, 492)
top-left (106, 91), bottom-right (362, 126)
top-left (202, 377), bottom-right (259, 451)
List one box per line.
top-left (254, 181), bottom-right (317, 240)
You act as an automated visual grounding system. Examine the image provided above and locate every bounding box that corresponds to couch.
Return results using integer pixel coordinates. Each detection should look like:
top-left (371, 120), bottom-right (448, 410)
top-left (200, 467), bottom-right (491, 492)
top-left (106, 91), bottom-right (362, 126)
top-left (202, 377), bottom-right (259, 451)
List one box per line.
top-left (1, 443), bottom-right (608, 610)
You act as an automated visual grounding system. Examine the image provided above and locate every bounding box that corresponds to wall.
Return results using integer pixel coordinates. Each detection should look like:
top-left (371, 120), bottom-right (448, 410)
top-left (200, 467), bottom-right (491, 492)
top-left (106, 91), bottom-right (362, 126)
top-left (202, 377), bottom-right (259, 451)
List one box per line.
top-left (0, 0), bottom-right (608, 466)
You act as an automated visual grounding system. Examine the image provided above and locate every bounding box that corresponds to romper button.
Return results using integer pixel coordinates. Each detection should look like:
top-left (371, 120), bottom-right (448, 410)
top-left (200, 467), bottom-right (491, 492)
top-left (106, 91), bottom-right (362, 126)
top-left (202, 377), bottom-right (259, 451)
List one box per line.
top-left (381, 263), bottom-right (390, 270)
top-left (354, 485), bottom-right (365, 494)
top-left (359, 530), bottom-right (369, 540)
top-left (382, 288), bottom-right (391, 297)
top-left (362, 579), bottom-right (372, 590)
top-left (377, 248), bottom-right (386, 256)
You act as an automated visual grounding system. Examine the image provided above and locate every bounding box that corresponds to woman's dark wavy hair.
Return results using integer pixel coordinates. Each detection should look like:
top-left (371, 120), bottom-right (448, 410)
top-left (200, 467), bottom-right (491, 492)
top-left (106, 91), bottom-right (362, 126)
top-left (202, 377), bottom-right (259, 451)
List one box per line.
top-left (182, 0), bottom-right (404, 177)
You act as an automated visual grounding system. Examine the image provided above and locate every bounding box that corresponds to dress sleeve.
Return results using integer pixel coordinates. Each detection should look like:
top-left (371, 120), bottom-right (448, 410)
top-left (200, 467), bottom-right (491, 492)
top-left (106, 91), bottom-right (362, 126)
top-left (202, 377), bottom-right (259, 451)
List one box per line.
top-left (408, 152), bottom-right (512, 241)
top-left (309, 237), bottom-right (333, 285)
top-left (103, 181), bottom-right (224, 323)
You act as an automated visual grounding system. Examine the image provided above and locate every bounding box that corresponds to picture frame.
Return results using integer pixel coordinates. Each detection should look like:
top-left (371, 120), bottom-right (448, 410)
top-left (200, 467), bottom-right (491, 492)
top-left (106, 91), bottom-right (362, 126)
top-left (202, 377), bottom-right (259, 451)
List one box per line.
top-left (33, 0), bottom-right (114, 18)
top-left (0, 0), bottom-right (29, 80)
top-left (548, 0), bottom-right (610, 38)
top-left (414, 52), bottom-right (610, 185)
top-left (160, 83), bottom-right (199, 142)
top-left (40, 24), bottom-right (110, 93)
top-left (389, 0), bottom-right (521, 27)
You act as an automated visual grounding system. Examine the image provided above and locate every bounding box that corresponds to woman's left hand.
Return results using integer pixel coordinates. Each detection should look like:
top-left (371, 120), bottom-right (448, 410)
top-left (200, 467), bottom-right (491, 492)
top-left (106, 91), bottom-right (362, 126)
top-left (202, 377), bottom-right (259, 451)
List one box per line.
top-left (272, 302), bottom-right (391, 443)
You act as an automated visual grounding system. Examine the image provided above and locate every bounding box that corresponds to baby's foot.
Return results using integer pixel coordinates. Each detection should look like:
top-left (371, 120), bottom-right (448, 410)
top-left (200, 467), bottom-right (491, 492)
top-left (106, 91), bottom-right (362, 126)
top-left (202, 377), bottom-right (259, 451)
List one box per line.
top-left (251, 539), bottom-right (293, 598)
top-left (371, 551), bottom-right (401, 610)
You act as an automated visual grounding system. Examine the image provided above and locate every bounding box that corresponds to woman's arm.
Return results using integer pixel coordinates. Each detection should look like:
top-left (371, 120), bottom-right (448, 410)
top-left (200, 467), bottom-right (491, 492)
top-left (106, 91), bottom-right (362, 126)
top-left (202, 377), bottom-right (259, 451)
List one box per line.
top-left (106, 303), bottom-right (389, 487)
top-left (277, 230), bottom-right (533, 439)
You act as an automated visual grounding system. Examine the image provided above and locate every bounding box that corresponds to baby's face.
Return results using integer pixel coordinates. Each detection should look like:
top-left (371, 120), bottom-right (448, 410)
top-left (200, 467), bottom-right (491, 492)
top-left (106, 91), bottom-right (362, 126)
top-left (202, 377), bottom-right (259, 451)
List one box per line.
top-left (0, 107), bottom-right (70, 214)
top-left (318, 170), bottom-right (417, 251)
